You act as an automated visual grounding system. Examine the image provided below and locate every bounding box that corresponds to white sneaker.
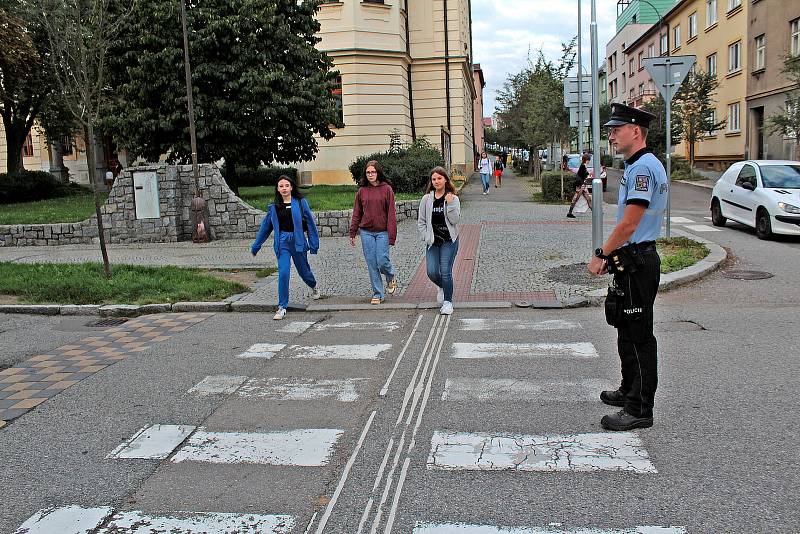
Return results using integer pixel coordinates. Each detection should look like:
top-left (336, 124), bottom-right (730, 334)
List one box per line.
top-left (311, 287), bottom-right (322, 300)
top-left (437, 287), bottom-right (444, 304)
top-left (440, 301), bottom-right (453, 315)
top-left (483, 191), bottom-right (487, 195)
top-left (273, 307), bottom-right (287, 320)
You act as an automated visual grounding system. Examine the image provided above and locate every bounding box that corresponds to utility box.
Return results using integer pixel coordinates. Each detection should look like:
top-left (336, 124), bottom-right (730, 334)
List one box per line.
top-left (133, 171), bottom-right (160, 219)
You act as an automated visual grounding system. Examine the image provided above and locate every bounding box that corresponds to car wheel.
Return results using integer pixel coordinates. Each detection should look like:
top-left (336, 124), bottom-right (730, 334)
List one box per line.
top-left (755, 207), bottom-right (772, 240)
top-left (710, 198), bottom-right (726, 226)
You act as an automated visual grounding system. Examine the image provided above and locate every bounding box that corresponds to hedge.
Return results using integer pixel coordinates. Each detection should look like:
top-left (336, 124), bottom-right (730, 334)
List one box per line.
top-left (540, 171), bottom-right (575, 202)
top-left (0, 170), bottom-right (88, 204)
top-left (221, 166), bottom-right (298, 187)
top-left (349, 139), bottom-right (444, 194)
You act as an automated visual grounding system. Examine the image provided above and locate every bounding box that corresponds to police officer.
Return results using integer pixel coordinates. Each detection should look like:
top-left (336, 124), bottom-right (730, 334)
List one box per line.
top-left (587, 103), bottom-right (668, 431)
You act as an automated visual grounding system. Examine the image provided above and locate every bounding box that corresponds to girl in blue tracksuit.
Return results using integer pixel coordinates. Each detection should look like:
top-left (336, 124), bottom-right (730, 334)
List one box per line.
top-left (250, 175), bottom-right (321, 320)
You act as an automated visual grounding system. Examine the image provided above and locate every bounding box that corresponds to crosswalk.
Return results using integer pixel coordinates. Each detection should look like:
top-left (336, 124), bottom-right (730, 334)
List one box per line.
top-left (14, 314), bottom-right (683, 533)
top-left (667, 215), bottom-right (721, 232)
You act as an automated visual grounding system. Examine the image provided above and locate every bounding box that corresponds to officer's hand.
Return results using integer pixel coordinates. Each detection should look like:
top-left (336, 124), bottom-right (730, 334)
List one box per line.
top-left (587, 256), bottom-right (607, 276)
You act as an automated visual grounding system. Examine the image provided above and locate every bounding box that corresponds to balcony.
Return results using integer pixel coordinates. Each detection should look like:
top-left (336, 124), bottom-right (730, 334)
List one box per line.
top-left (631, 89), bottom-right (658, 108)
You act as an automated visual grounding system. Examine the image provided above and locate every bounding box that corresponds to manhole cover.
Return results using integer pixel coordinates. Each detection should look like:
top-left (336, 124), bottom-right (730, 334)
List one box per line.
top-left (513, 301), bottom-right (532, 308)
top-left (87, 317), bottom-right (129, 327)
top-left (722, 270), bottom-right (774, 280)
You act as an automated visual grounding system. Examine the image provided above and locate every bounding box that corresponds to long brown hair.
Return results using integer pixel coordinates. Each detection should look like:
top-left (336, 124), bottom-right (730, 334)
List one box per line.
top-left (359, 160), bottom-right (392, 187)
top-left (426, 166), bottom-right (456, 195)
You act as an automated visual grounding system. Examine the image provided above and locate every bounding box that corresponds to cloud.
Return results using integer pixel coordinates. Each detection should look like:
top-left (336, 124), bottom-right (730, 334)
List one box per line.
top-left (473, 0), bottom-right (620, 116)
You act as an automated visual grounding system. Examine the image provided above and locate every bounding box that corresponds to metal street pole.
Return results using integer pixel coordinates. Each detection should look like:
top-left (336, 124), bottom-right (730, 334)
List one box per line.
top-left (577, 0), bottom-right (583, 154)
top-left (590, 0), bottom-right (603, 250)
top-left (665, 62), bottom-right (672, 238)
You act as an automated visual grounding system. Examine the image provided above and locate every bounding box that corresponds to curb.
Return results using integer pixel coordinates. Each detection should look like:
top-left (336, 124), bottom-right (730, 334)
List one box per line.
top-left (585, 230), bottom-right (727, 306)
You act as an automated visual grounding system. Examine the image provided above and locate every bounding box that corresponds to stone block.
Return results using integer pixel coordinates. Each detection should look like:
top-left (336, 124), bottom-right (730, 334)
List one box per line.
top-left (99, 304), bottom-right (141, 317)
top-left (172, 301), bottom-right (230, 312)
top-left (0, 304), bottom-right (61, 315)
top-left (61, 304), bottom-right (101, 316)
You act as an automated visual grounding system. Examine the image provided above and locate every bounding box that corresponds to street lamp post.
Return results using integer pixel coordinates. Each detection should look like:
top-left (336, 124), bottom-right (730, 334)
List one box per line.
top-left (589, 0), bottom-right (603, 250)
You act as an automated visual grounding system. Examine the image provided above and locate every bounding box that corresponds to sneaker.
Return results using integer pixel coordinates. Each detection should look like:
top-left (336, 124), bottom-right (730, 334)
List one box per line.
top-left (387, 277), bottom-right (398, 295)
top-left (600, 410), bottom-right (653, 431)
top-left (311, 287), bottom-right (322, 300)
top-left (483, 191), bottom-right (487, 195)
top-left (566, 213), bottom-right (576, 218)
top-left (273, 307), bottom-right (287, 320)
top-left (370, 296), bottom-right (384, 305)
top-left (436, 287), bottom-right (444, 305)
top-left (440, 301), bottom-right (453, 315)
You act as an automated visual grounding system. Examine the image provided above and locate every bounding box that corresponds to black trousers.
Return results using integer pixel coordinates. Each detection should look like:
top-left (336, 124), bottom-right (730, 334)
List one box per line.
top-left (613, 249), bottom-right (660, 418)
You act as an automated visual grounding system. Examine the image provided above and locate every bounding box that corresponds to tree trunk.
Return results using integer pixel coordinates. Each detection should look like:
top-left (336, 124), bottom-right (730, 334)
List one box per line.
top-left (3, 126), bottom-right (25, 173)
top-left (84, 122), bottom-right (113, 279)
top-left (795, 137), bottom-right (800, 162)
top-left (225, 157), bottom-right (240, 196)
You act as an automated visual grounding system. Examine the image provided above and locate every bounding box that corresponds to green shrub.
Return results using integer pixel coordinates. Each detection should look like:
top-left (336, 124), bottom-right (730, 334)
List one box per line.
top-left (540, 171), bottom-right (574, 202)
top-left (601, 154), bottom-right (613, 167)
top-left (349, 138), bottom-right (444, 194)
top-left (0, 170), bottom-right (87, 204)
top-left (222, 166), bottom-right (298, 187)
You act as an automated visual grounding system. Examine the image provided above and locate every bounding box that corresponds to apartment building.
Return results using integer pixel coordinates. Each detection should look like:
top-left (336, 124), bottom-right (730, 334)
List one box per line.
top-left (606, 22), bottom-right (652, 105)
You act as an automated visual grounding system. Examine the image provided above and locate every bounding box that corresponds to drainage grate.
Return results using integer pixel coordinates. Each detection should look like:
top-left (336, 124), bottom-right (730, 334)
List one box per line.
top-left (86, 317), bottom-right (129, 327)
top-left (722, 270), bottom-right (774, 280)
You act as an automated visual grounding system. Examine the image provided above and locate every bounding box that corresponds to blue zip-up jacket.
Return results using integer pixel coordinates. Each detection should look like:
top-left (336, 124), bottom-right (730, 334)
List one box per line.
top-left (250, 197), bottom-right (319, 257)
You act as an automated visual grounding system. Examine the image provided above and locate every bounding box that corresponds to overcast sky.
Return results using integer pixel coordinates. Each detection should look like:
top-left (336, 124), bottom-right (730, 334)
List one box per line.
top-left (473, 0), bottom-right (620, 117)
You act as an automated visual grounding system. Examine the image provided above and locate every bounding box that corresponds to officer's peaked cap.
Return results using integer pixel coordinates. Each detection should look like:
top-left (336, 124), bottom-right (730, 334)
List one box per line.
top-left (603, 103), bottom-right (656, 129)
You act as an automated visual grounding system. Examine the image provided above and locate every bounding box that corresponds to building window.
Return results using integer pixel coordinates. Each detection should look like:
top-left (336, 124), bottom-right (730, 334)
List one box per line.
top-left (707, 53), bottom-right (717, 77)
top-left (21, 132), bottom-right (34, 157)
top-left (689, 12), bottom-right (698, 39)
top-left (792, 18), bottom-right (800, 56)
top-left (629, 58), bottom-right (635, 76)
top-left (630, 88), bottom-right (635, 101)
top-left (638, 51), bottom-right (644, 70)
top-left (728, 40), bottom-right (741, 73)
top-left (61, 137), bottom-right (74, 156)
top-left (332, 75), bottom-right (343, 125)
top-left (674, 25), bottom-right (681, 49)
top-left (727, 102), bottom-right (740, 132)
top-left (647, 44), bottom-right (654, 58)
top-left (706, 109), bottom-right (717, 136)
top-left (727, 0), bottom-right (741, 11)
top-left (706, 0), bottom-right (717, 27)
top-left (661, 33), bottom-right (668, 54)
top-left (639, 83), bottom-right (644, 96)
top-left (754, 34), bottom-right (766, 71)
top-left (648, 80), bottom-right (655, 94)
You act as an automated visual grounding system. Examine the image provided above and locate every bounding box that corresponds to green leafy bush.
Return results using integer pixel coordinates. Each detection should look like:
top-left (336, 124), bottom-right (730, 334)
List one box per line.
top-left (540, 171), bottom-right (574, 202)
top-left (0, 171), bottom-right (87, 204)
top-left (222, 166), bottom-right (298, 187)
top-left (349, 138), bottom-right (444, 194)
top-left (601, 154), bottom-right (613, 167)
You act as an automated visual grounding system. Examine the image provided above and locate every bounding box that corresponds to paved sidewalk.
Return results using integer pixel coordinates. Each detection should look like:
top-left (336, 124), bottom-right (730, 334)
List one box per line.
top-left (0, 169), bottom-right (615, 307)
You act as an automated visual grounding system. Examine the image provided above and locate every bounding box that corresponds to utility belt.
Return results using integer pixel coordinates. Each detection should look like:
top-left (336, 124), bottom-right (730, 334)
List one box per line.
top-left (605, 241), bottom-right (656, 275)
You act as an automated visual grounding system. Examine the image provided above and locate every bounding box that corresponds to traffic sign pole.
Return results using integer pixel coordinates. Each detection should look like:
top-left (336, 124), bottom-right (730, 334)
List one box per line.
top-left (590, 0), bottom-right (602, 250)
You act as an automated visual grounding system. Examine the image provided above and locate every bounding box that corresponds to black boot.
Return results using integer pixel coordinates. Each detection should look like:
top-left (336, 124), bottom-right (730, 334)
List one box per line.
top-left (601, 409), bottom-right (653, 431)
top-left (600, 389), bottom-right (625, 406)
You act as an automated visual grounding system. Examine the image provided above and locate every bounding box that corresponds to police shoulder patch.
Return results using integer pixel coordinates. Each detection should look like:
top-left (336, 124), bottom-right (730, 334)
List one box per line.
top-left (635, 175), bottom-right (649, 192)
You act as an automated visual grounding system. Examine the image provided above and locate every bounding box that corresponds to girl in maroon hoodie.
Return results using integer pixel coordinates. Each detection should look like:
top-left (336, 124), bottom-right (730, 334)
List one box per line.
top-left (349, 160), bottom-right (398, 304)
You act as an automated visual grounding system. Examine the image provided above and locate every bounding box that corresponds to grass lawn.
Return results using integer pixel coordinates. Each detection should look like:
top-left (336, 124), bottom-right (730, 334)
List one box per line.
top-left (0, 262), bottom-right (249, 305)
top-left (657, 237), bottom-right (709, 274)
top-left (239, 185), bottom-right (421, 212)
top-left (0, 192), bottom-right (109, 225)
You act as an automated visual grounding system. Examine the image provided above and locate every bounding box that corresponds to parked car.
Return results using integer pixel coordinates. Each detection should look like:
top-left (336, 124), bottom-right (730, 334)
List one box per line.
top-left (566, 154), bottom-right (607, 191)
top-left (710, 160), bottom-right (800, 239)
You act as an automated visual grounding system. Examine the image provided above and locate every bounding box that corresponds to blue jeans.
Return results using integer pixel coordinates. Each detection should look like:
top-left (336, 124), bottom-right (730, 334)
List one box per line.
top-left (277, 232), bottom-right (316, 309)
top-left (359, 229), bottom-right (396, 299)
top-left (480, 173), bottom-right (490, 192)
top-left (426, 239), bottom-right (459, 302)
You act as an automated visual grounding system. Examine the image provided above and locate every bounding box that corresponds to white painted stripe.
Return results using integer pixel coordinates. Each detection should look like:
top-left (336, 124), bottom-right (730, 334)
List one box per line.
top-left (99, 510), bottom-right (294, 533)
top-left (670, 216), bottom-right (694, 224)
top-left (314, 321), bottom-right (400, 332)
top-left (188, 375), bottom-right (248, 396)
top-left (289, 344), bottom-right (392, 360)
top-left (278, 321), bottom-right (316, 333)
top-left (236, 343), bottom-right (286, 359)
top-left (684, 224), bottom-right (721, 232)
top-left (441, 378), bottom-right (616, 402)
top-left (380, 314), bottom-right (424, 396)
top-left (107, 424), bottom-right (196, 460)
top-left (412, 524), bottom-right (686, 534)
top-left (171, 428), bottom-right (343, 466)
top-left (237, 378), bottom-right (364, 402)
top-left (458, 318), bottom-right (580, 331)
top-left (427, 431), bottom-right (656, 474)
top-left (451, 342), bottom-right (598, 359)
top-left (14, 506), bottom-right (113, 534)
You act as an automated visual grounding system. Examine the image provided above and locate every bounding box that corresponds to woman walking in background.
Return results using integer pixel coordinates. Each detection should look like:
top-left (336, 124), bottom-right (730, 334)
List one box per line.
top-left (478, 151), bottom-right (492, 195)
top-left (418, 166), bottom-right (461, 315)
top-left (567, 153), bottom-right (593, 218)
top-left (251, 176), bottom-right (321, 320)
top-left (493, 155), bottom-right (505, 188)
top-left (349, 160), bottom-right (398, 305)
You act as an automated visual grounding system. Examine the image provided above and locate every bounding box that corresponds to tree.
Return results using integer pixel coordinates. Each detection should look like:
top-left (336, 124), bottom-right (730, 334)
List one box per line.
top-left (767, 55), bottom-right (800, 161)
top-left (672, 70), bottom-right (726, 169)
top-left (0, 2), bottom-right (74, 174)
top-left (641, 95), bottom-right (684, 166)
top-left (102, 0), bottom-right (341, 196)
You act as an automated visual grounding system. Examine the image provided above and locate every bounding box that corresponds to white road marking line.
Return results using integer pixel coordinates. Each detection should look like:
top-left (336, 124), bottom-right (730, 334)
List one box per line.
top-left (684, 224), bottom-right (721, 232)
top-left (107, 424), bottom-right (196, 460)
top-left (236, 343), bottom-right (286, 359)
top-left (380, 314), bottom-right (424, 396)
top-left (458, 318), bottom-right (581, 331)
top-left (669, 216), bottom-right (695, 224)
top-left (14, 506), bottom-right (113, 534)
top-left (427, 431), bottom-right (657, 474)
top-left (451, 342), bottom-right (598, 359)
top-left (99, 510), bottom-right (295, 533)
top-left (171, 428), bottom-right (343, 466)
top-left (188, 375), bottom-right (248, 396)
top-left (314, 321), bottom-right (400, 332)
top-left (278, 321), bottom-right (317, 333)
top-left (441, 378), bottom-right (616, 402)
top-left (412, 523), bottom-right (687, 533)
top-left (236, 378), bottom-right (364, 402)
top-left (313, 411), bottom-right (377, 534)
top-left (289, 344), bottom-right (392, 360)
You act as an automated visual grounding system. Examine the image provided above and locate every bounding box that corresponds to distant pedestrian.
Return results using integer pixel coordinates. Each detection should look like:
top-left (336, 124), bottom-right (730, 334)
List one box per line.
top-left (418, 166), bottom-right (461, 315)
top-left (562, 154), bottom-right (569, 171)
top-left (567, 153), bottom-right (593, 218)
top-left (349, 160), bottom-right (398, 304)
top-left (251, 176), bottom-right (321, 321)
top-left (493, 155), bottom-right (504, 188)
top-left (478, 151), bottom-right (492, 194)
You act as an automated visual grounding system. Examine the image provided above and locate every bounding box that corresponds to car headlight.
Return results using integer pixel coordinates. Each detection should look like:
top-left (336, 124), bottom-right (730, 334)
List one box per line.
top-left (777, 202), bottom-right (800, 214)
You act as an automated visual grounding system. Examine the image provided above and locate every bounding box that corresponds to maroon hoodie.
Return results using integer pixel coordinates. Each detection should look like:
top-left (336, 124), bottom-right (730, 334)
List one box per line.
top-left (349, 182), bottom-right (398, 245)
